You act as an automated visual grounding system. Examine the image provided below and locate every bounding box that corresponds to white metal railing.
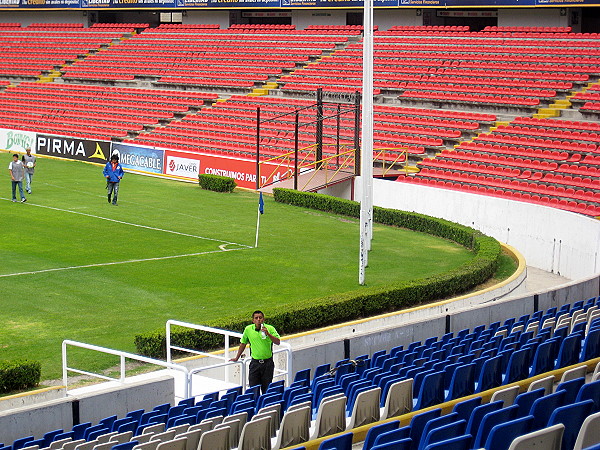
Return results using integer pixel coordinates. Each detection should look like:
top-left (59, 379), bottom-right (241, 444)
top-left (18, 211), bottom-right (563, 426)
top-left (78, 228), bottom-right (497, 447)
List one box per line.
top-left (167, 320), bottom-right (293, 392)
top-left (62, 339), bottom-right (192, 397)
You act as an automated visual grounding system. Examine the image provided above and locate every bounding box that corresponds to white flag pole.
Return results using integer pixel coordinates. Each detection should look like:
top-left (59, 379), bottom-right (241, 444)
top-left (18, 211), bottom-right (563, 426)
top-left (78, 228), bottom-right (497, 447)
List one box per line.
top-left (255, 207), bottom-right (261, 248)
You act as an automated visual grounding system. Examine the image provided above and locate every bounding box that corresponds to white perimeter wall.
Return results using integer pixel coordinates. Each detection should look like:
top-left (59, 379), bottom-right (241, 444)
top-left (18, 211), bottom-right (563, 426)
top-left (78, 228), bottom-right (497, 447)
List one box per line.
top-left (358, 177), bottom-right (600, 281)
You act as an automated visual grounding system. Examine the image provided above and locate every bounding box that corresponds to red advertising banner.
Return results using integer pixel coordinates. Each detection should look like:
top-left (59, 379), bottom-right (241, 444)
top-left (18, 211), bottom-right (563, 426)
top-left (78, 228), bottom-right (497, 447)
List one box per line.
top-left (164, 149), bottom-right (293, 190)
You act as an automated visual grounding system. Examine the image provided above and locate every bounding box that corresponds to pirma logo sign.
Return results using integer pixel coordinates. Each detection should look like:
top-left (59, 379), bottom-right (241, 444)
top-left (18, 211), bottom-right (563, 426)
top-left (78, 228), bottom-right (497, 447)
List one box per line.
top-left (36, 134), bottom-right (111, 162)
top-left (166, 155), bottom-right (200, 179)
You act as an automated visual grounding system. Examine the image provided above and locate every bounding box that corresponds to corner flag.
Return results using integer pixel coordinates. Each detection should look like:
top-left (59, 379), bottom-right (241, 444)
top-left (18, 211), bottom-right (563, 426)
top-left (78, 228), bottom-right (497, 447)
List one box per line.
top-left (255, 192), bottom-right (264, 247)
top-left (259, 192), bottom-right (265, 214)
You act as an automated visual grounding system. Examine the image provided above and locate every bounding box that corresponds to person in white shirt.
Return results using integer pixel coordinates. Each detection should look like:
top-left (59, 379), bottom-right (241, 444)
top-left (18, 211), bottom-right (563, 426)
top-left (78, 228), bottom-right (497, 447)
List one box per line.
top-left (8, 153), bottom-right (26, 203)
top-left (21, 147), bottom-right (36, 194)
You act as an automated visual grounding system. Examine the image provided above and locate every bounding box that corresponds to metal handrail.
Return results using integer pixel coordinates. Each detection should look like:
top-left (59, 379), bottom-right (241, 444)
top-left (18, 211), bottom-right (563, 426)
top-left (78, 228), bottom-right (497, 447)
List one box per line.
top-left (167, 319), bottom-right (293, 391)
top-left (374, 147), bottom-right (409, 176)
top-left (62, 339), bottom-right (192, 397)
top-left (166, 320), bottom-right (243, 366)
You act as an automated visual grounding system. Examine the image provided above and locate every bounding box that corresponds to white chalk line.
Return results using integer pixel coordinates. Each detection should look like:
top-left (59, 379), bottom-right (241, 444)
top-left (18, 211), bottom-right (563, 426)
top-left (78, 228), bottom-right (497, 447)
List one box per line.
top-left (0, 246), bottom-right (249, 278)
top-left (1, 197), bottom-right (254, 278)
top-left (2, 197), bottom-right (252, 248)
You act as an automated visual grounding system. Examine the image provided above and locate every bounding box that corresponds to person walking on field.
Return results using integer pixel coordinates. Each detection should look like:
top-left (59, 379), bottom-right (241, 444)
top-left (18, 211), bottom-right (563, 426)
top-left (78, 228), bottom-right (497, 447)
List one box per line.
top-left (21, 147), bottom-right (36, 194)
top-left (230, 310), bottom-right (281, 394)
top-left (103, 154), bottom-right (124, 206)
top-left (8, 153), bottom-right (26, 203)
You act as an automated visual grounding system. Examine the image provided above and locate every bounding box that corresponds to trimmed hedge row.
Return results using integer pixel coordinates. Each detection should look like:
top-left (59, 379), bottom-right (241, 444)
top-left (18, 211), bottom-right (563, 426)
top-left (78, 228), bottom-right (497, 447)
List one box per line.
top-left (134, 189), bottom-right (501, 359)
top-left (0, 360), bottom-right (41, 393)
top-left (198, 174), bottom-right (237, 193)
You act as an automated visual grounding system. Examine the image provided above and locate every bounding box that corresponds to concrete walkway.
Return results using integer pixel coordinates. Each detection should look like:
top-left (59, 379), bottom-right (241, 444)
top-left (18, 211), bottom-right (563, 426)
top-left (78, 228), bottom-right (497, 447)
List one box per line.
top-left (507, 266), bottom-right (571, 297)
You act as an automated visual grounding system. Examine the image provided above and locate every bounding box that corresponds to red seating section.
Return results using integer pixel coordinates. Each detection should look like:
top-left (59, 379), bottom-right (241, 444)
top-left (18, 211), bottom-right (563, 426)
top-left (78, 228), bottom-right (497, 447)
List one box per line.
top-left (398, 117), bottom-right (600, 216)
top-left (125, 97), bottom-right (492, 163)
top-left (60, 26), bottom-right (353, 88)
top-left (0, 82), bottom-right (217, 140)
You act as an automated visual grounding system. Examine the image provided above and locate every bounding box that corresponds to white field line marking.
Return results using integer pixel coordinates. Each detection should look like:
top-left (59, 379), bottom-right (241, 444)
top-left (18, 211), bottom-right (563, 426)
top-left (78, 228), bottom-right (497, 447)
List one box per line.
top-left (0, 247), bottom-right (249, 278)
top-left (3, 197), bottom-right (252, 248)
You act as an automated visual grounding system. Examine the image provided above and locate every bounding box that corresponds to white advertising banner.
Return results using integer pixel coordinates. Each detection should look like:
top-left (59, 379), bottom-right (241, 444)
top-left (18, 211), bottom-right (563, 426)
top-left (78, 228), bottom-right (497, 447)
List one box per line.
top-left (0, 128), bottom-right (37, 153)
top-left (165, 155), bottom-right (201, 178)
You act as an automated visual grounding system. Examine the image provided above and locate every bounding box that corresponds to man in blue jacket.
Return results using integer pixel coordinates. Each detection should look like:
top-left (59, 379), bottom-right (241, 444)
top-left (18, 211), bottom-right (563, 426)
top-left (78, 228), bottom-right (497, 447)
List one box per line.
top-left (103, 154), bottom-right (124, 206)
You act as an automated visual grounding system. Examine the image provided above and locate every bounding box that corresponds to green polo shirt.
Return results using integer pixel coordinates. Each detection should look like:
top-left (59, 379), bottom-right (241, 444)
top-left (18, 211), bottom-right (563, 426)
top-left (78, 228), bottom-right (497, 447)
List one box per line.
top-left (241, 323), bottom-right (280, 360)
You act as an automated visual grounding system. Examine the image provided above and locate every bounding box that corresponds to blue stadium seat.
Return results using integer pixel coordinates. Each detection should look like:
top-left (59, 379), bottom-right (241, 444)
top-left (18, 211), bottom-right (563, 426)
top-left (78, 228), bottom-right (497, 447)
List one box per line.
top-left (152, 403), bottom-right (171, 415)
top-left (581, 328), bottom-right (600, 362)
top-left (514, 388), bottom-right (545, 418)
top-left (12, 437), bottom-right (33, 450)
top-left (125, 409), bottom-right (144, 423)
top-left (372, 427), bottom-right (411, 448)
top-left (529, 390), bottom-right (567, 430)
top-left (452, 396), bottom-right (482, 423)
top-left (556, 377), bottom-right (586, 404)
top-left (52, 432), bottom-right (73, 442)
top-left (116, 421), bottom-right (138, 434)
top-left (41, 429), bottom-right (62, 447)
top-left (472, 405), bottom-right (519, 449)
top-left (362, 420), bottom-right (400, 450)
top-left (414, 371), bottom-right (444, 410)
top-left (294, 368), bottom-right (311, 385)
top-left (466, 401), bottom-right (503, 438)
top-left (167, 404), bottom-right (186, 419)
top-left (445, 363), bottom-right (475, 401)
top-left (317, 431), bottom-right (353, 450)
top-left (418, 413), bottom-right (459, 448)
top-left (372, 438), bottom-right (412, 450)
top-left (576, 379), bottom-right (600, 412)
top-left (475, 355), bottom-right (502, 392)
top-left (419, 420), bottom-right (467, 450)
top-left (139, 410), bottom-right (161, 426)
top-left (72, 422), bottom-right (91, 440)
top-left (111, 417), bottom-right (135, 432)
top-left (484, 415), bottom-right (534, 450)
top-left (86, 426), bottom-right (111, 441)
top-left (555, 333), bottom-right (583, 369)
top-left (178, 397), bottom-right (195, 408)
top-left (529, 340), bottom-right (557, 376)
top-left (147, 413), bottom-right (168, 426)
top-left (503, 348), bottom-right (531, 384)
top-left (409, 408), bottom-right (442, 447)
top-left (172, 415), bottom-right (195, 427)
top-left (202, 392), bottom-right (219, 403)
top-left (547, 399), bottom-right (594, 450)
top-left (423, 434), bottom-right (471, 450)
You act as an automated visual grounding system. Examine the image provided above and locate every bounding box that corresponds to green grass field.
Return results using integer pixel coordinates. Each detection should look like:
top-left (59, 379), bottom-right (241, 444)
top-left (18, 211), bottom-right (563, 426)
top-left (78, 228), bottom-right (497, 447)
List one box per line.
top-left (1, 153), bottom-right (476, 381)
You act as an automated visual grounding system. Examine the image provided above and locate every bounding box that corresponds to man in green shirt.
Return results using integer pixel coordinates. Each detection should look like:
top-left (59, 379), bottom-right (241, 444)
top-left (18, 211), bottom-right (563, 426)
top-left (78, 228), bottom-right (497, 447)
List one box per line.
top-left (231, 310), bottom-right (281, 394)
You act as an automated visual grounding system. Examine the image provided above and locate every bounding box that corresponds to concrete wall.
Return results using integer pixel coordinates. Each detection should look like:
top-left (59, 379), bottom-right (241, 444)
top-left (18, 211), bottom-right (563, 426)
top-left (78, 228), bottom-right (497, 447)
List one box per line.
top-left (374, 9), bottom-right (422, 30)
top-left (362, 178), bottom-right (600, 280)
top-left (293, 10), bottom-right (348, 29)
top-left (0, 376), bottom-right (174, 443)
top-left (185, 11), bottom-right (231, 28)
top-left (0, 12), bottom-right (86, 26)
top-left (498, 8), bottom-right (569, 28)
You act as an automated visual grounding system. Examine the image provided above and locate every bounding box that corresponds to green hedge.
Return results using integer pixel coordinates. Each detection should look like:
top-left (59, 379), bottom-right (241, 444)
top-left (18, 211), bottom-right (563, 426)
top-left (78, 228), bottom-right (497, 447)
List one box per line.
top-left (198, 174), bottom-right (237, 193)
top-left (135, 189), bottom-right (501, 359)
top-left (0, 360), bottom-right (41, 393)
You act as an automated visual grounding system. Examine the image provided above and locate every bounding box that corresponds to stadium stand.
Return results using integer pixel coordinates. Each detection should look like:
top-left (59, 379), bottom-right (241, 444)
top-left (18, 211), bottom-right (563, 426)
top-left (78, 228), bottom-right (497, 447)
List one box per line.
top-left (4, 296), bottom-right (600, 450)
top-left (0, 24), bottom-right (596, 217)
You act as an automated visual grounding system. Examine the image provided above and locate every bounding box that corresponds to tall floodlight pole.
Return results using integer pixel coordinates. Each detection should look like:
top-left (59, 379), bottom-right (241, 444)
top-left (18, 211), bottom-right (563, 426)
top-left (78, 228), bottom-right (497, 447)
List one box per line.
top-left (359, 0), bottom-right (374, 285)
